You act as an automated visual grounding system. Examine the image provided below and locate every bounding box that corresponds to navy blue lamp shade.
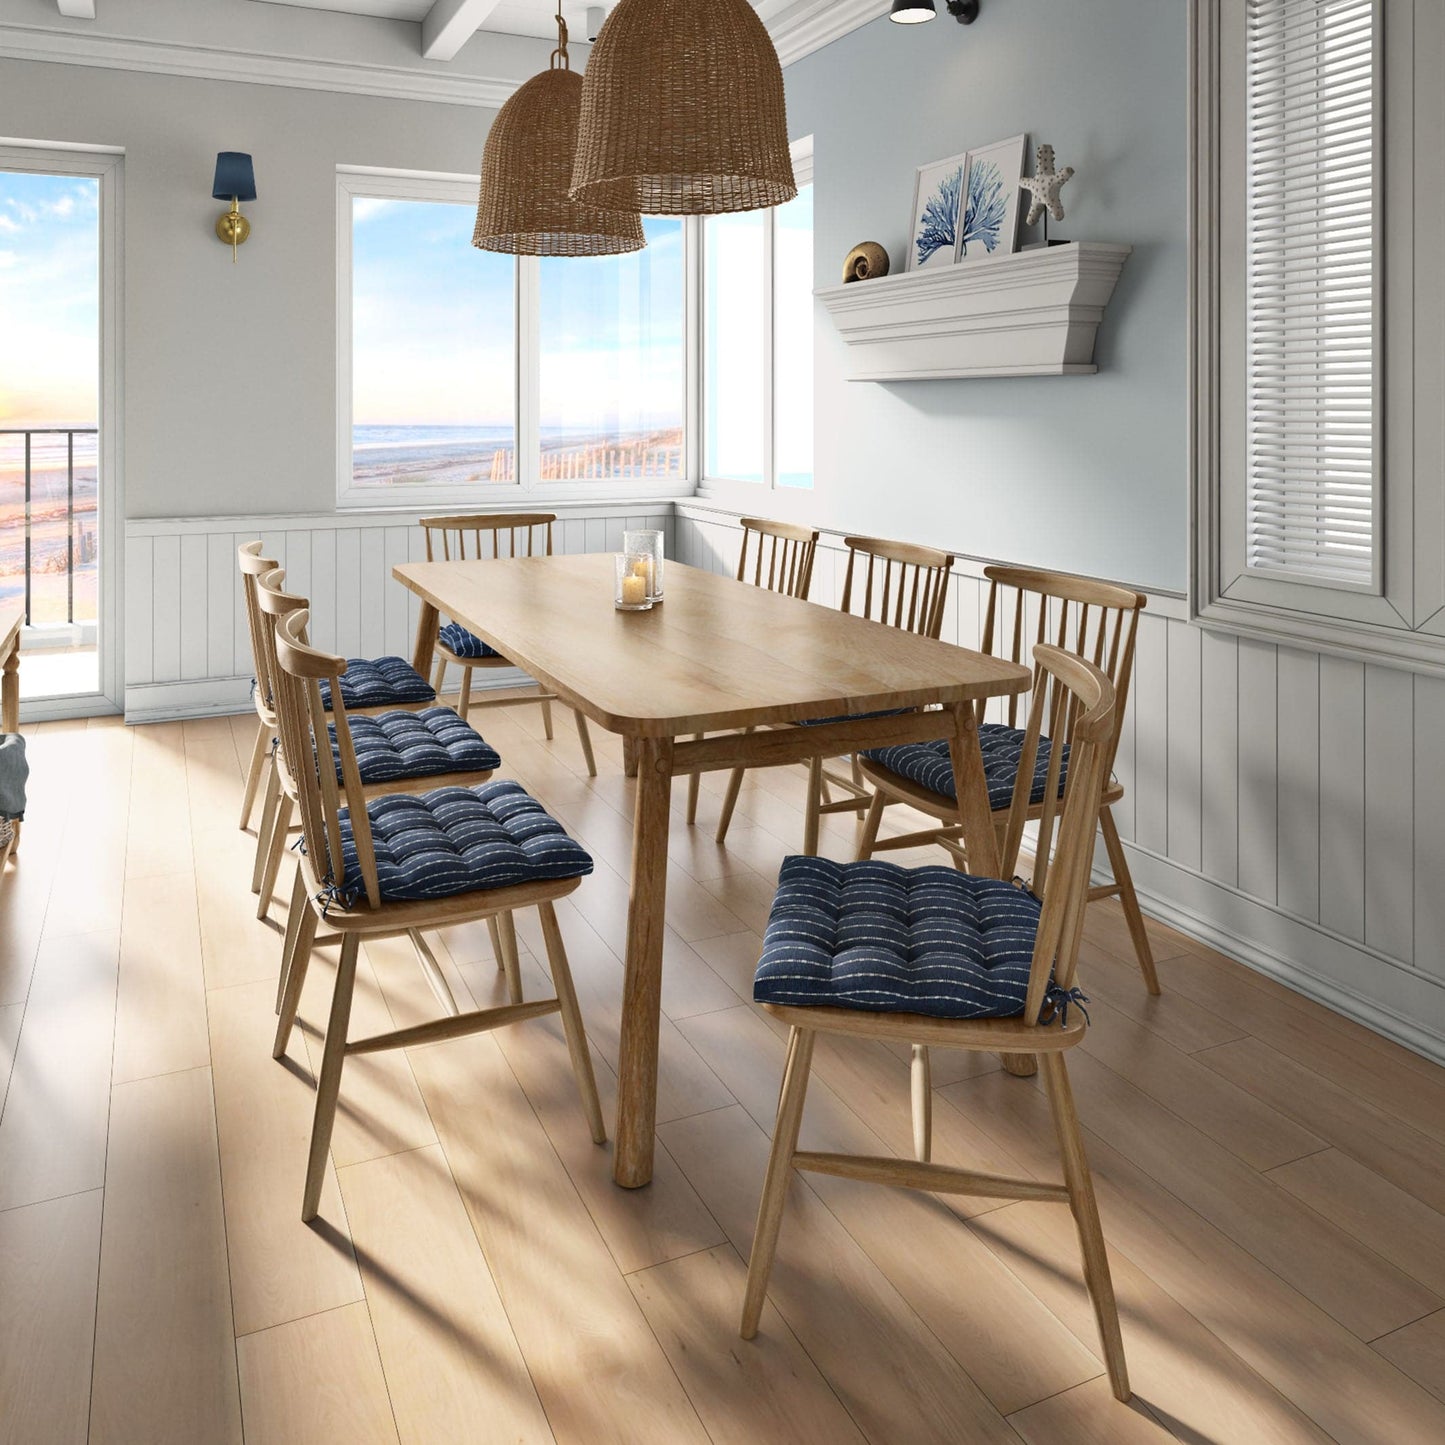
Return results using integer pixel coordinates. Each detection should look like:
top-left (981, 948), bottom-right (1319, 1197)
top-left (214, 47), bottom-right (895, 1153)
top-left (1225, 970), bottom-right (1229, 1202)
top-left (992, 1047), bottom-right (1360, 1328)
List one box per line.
top-left (889, 0), bottom-right (936, 20)
top-left (211, 152), bottom-right (257, 202)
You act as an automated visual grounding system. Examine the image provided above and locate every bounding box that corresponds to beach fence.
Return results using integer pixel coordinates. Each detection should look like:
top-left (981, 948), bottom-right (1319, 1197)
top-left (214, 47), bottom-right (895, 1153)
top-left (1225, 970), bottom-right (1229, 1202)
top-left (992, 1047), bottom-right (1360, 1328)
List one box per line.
top-left (488, 430), bottom-right (684, 484)
top-left (0, 428), bottom-right (98, 627)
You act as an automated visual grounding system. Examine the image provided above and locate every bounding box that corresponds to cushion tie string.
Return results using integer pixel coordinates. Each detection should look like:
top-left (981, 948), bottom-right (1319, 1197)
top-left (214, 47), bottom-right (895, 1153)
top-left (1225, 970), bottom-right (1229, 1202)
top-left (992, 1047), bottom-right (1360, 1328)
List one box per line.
top-left (314, 874), bottom-right (360, 917)
top-left (1042, 984), bottom-right (1090, 1028)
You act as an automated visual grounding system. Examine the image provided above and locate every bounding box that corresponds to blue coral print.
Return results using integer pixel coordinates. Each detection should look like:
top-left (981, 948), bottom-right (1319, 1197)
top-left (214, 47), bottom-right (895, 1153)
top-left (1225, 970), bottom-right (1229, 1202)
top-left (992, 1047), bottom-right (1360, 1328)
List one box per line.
top-left (914, 165), bottom-right (963, 266)
top-left (959, 158), bottom-right (1007, 257)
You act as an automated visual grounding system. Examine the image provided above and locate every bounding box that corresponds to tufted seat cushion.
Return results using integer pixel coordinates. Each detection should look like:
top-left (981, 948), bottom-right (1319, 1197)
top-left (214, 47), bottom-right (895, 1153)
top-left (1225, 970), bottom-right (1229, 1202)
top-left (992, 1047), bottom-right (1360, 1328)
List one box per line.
top-left (438, 622), bottom-right (503, 660)
top-left (338, 780), bottom-right (592, 903)
top-left (332, 707), bottom-right (500, 786)
top-left (862, 722), bottom-right (1067, 812)
top-left (754, 856), bottom-right (1042, 1019)
top-left (319, 656), bottom-right (436, 712)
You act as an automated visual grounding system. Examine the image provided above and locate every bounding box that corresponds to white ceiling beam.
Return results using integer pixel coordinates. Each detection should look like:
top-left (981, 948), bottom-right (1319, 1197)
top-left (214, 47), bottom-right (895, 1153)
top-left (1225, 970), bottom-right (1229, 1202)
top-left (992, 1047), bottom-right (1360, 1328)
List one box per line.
top-left (56, 0), bottom-right (96, 18)
top-left (421, 0), bottom-right (505, 62)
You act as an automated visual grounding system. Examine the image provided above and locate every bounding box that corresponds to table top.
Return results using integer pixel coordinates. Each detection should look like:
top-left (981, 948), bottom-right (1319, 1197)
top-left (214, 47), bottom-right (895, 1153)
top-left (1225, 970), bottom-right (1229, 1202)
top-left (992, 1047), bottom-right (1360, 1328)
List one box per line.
top-left (393, 554), bottom-right (1031, 737)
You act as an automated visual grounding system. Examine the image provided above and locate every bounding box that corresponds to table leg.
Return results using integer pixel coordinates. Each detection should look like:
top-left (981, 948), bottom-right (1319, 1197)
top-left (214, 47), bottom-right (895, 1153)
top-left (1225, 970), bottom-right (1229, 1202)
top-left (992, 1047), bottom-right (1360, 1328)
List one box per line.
top-left (411, 601), bottom-right (440, 681)
top-left (1, 643), bottom-right (17, 734)
top-left (622, 735), bottom-right (639, 779)
top-left (614, 735), bottom-right (674, 1187)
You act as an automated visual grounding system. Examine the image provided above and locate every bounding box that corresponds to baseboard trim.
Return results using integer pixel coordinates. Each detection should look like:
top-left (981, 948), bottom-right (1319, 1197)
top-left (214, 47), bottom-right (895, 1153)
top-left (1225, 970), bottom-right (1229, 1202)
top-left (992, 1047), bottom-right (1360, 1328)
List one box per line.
top-left (1109, 838), bottom-right (1445, 1067)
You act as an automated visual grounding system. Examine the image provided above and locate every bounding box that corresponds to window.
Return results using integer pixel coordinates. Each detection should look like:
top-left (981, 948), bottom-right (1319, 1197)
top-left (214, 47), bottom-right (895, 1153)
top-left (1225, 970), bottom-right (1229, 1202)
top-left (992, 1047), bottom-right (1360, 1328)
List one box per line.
top-left (702, 139), bottom-right (814, 490)
top-left (1192, 0), bottom-right (1445, 668)
top-left (338, 170), bottom-right (689, 505)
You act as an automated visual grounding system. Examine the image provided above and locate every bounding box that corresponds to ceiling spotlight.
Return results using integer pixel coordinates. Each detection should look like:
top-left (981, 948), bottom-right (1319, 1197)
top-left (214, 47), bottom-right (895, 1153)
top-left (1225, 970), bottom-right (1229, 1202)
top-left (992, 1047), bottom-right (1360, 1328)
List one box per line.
top-left (889, 1), bottom-right (936, 21)
top-left (586, 5), bottom-right (606, 41)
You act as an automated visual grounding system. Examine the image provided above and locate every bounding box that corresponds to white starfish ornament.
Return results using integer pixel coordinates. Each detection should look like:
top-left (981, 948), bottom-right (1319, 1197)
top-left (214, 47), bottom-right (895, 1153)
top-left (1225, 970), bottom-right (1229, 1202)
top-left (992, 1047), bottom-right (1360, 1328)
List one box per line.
top-left (1020, 144), bottom-right (1074, 226)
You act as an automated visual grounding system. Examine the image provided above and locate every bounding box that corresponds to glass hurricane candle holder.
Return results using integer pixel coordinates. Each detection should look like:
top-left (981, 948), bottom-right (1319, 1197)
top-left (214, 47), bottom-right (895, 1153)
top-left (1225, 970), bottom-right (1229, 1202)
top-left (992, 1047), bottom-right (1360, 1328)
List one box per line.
top-left (615, 552), bottom-right (654, 611)
top-left (623, 528), bottom-right (664, 601)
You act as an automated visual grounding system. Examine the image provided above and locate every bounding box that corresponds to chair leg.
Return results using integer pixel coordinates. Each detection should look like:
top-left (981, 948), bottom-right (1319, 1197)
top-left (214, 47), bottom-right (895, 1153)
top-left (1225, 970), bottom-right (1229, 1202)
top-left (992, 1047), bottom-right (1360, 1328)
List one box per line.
top-left (910, 1044), bottom-right (932, 1163)
top-left (538, 901), bottom-right (606, 1144)
top-left (302, 932), bottom-right (360, 1222)
top-left (256, 794), bottom-right (294, 920)
top-left (538, 689), bottom-right (554, 740)
top-left (1099, 807), bottom-right (1161, 996)
top-left (432, 656), bottom-right (447, 698)
top-left (276, 864), bottom-right (306, 1013)
top-left (857, 789), bottom-right (886, 861)
top-left (457, 665), bottom-right (473, 722)
top-left (715, 767), bottom-right (746, 845)
top-left (274, 895), bottom-right (319, 1059)
top-left (740, 1026), bottom-right (817, 1340)
top-left (574, 710), bottom-right (598, 778)
top-left (250, 756), bottom-right (281, 893)
top-left (686, 733), bottom-right (703, 824)
top-left (239, 724), bottom-right (269, 830)
top-left (1041, 1052), bottom-right (1130, 1402)
top-left (486, 915), bottom-right (505, 974)
top-left (803, 757), bottom-right (823, 857)
top-left (497, 911), bottom-right (524, 1006)
top-left (850, 754), bottom-right (868, 820)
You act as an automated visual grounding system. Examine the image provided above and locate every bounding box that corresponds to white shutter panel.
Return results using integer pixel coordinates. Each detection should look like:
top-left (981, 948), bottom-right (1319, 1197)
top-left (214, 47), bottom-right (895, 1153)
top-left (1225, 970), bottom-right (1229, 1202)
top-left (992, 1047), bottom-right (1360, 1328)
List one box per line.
top-left (1245, 0), bottom-right (1379, 590)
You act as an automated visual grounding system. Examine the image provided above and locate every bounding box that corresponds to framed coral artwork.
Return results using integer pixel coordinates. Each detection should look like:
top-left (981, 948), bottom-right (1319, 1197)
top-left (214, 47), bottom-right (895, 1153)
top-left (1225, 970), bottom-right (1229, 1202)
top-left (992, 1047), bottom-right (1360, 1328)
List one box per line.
top-left (906, 151), bottom-right (970, 273)
top-left (954, 134), bottom-right (1028, 264)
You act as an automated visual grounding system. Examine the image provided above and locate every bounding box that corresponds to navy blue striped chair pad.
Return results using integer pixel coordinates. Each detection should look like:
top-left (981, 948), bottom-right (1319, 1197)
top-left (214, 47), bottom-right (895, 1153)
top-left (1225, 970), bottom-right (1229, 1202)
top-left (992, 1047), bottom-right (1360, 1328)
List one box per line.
top-left (798, 707), bottom-right (909, 728)
top-left (318, 657), bottom-right (436, 712)
top-left (331, 707), bottom-right (500, 786)
top-left (862, 723), bottom-right (1068, 812)
top-left (754, 856), bottom-right (1042, 1019)
top-left (438, 622), bottom-right (503, 660)
top-left (337, 781), bottom-right (593, 904)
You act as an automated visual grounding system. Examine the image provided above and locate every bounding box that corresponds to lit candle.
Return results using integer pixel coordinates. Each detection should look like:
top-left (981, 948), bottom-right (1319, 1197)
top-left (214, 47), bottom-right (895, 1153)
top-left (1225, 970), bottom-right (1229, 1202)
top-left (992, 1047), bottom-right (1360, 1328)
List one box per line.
top-left (621, 574), bottom-right (648, 606)
top-left (631, 557), bottom-right (654, 592)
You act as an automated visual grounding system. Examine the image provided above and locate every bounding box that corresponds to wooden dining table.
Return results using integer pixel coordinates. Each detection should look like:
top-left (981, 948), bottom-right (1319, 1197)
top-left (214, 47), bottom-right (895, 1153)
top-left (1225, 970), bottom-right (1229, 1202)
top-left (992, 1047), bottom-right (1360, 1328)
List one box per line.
top-left (1, 603), bottom-right (22, 865)
top-left (393, 553), bottom-right (1032, 1188)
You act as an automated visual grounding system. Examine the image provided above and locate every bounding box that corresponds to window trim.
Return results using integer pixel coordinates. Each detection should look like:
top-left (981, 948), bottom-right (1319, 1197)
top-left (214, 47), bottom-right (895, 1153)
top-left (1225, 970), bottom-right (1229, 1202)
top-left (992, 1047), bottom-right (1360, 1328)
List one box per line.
top-left (698, 136), bottom-right (815, 501)
top-left (1188, 0), bottom-right (1445, 675)
top-left (335, 165), bottom-right (697, 511)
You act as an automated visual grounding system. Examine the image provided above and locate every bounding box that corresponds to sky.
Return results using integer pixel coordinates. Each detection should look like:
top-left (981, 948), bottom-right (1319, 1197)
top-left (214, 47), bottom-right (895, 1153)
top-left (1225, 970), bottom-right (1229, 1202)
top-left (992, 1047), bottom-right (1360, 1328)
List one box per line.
top-left (0, 171), bottom-right (100, 427)
top-left (351, 197), bottom-right (685, 431)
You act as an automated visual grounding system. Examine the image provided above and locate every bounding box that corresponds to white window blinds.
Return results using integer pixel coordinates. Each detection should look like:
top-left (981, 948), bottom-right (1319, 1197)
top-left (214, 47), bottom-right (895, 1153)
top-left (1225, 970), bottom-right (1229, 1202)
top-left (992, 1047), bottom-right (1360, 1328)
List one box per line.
top-left (1245, 0), bottom-right (1378, 590)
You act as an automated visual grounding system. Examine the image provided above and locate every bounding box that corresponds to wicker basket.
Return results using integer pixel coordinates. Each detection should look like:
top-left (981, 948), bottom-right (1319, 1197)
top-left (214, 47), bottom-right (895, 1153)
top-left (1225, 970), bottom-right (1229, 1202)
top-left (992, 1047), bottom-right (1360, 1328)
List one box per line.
top-left (571, 0), bottom-right (797, 216)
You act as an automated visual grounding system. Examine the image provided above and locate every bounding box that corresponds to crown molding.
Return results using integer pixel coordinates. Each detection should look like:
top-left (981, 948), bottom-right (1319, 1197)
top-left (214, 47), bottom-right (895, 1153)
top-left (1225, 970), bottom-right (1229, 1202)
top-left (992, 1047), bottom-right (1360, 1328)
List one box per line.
top-left (0, 21), bottom-right (518, 107)
top-left (771, 0), bottom-right (889, 68)
top-left (0, 0), bottom-right (883, 106)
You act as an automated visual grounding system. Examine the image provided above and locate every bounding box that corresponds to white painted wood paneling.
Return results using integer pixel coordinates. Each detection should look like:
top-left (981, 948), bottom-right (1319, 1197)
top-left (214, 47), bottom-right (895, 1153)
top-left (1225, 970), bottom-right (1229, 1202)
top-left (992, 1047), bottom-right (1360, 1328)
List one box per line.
top-left (673, 501), bottom-right (1445, 1064)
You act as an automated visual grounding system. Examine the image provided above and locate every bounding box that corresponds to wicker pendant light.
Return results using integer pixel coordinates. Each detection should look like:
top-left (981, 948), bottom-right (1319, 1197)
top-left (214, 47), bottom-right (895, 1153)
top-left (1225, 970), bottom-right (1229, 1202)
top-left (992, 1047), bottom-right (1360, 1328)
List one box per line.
top-left (473, 3), bottom-right (644, 256)
top-left (570, 0), bottom-right (797, 216)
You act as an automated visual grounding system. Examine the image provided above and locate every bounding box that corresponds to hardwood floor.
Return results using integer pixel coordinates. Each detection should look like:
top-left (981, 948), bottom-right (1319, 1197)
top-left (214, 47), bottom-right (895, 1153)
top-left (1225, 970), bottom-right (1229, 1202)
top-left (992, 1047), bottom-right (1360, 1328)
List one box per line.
top-left (1, 704), bottom-right (1443, 1443)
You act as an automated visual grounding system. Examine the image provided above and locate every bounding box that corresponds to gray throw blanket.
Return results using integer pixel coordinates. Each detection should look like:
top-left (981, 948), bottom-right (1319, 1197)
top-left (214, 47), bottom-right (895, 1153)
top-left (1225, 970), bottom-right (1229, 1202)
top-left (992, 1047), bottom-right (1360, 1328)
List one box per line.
top-left (0, 734), bottom-right (27, 820)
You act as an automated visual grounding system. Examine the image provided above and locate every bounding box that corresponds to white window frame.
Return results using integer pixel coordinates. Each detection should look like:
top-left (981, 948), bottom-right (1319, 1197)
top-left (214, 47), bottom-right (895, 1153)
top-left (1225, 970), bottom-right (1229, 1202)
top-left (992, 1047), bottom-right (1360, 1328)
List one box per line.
top-left (336, 166), bottom-right (697, 510)
top-left (698, 136), bottom-right (815, 504)
top-left (1190, 0), bottom-right (1445, 673)
top-left (0, 139), bottom-right (125, 720)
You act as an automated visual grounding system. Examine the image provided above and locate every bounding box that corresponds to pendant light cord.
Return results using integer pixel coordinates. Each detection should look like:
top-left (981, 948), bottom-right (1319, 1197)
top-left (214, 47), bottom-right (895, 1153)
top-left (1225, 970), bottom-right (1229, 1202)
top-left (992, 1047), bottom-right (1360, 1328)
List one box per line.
top-left (551, 0), bottom-right (570, 70)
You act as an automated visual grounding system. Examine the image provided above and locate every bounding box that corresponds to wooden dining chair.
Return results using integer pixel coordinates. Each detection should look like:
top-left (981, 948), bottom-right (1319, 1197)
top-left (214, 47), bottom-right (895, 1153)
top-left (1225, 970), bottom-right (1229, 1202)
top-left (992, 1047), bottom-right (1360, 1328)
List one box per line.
top-left (249, 566), bottom-right (503, 921)
top-left (855, 566), bottom-right (1159, 994)
top-left (268, 605), bottom-right (605, 1221)
top-left (421, 513), bottom-right (596, 777)
top-left (685, 517), bottom-right (820, 826)
top-left (740, 644), bottom-right (1130, 1404)
top-left (713, 533), bottom-right (955, 856)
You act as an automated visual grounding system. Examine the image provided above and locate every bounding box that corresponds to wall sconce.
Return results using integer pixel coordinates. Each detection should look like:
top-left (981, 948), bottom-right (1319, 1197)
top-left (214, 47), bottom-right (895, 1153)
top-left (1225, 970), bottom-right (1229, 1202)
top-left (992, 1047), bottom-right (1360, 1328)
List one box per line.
top-left (889, 1), bottom-right (980, 23)
top-left (212, 151), bottom-right (256, 263)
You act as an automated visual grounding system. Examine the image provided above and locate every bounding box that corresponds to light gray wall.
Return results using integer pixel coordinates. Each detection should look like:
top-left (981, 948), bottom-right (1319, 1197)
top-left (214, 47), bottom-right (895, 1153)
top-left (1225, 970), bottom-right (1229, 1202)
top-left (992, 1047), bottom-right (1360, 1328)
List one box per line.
top-left (0, 26), bottom-right (551, 518)
top-left (785, 0), bottom-right (1188, 593)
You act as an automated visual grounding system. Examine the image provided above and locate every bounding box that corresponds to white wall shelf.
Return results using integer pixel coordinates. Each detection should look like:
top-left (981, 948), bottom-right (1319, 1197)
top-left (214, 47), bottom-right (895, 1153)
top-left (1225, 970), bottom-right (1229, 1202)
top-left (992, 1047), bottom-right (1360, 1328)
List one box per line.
top-left (816, 241), bottom-right (1131, 381)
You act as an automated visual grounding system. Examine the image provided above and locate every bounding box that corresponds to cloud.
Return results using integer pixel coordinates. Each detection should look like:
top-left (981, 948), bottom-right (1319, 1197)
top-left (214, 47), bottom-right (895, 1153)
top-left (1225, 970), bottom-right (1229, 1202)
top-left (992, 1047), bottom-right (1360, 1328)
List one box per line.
top-left (0, 216), bottom-right (17, 234)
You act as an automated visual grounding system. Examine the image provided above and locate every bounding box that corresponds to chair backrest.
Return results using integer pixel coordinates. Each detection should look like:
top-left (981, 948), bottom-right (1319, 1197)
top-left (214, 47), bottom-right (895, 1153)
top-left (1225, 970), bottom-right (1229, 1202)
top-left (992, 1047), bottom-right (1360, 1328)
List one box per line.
top-left (1006, 643), bottom-right (1116, 1025)
top-left (979, 565), bottom-right (1145, 774)
top-left (735, 517), bottom-right (820, 599)
top-left (839, 535), bottom-right (955, 639)
top-left (270, 606), bottom-right (384, 911)
top-left (420, 513), bottom-right (556, 562)
top-left (238, 541), bottom-right (281, 714)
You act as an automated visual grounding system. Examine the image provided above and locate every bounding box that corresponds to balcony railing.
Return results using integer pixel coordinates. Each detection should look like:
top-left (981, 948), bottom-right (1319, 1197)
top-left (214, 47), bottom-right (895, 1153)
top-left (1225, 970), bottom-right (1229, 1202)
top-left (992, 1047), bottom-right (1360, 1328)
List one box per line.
top-left (0, 427), bottom-right (98, 627)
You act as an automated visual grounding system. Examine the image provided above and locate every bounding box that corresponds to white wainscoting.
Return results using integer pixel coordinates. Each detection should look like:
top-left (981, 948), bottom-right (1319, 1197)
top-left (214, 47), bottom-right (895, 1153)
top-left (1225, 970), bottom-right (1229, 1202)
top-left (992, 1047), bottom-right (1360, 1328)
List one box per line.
top-left (124, 505), bottom-right (674, 721)
top-left (675, 501), bottom-right (1445, 1065)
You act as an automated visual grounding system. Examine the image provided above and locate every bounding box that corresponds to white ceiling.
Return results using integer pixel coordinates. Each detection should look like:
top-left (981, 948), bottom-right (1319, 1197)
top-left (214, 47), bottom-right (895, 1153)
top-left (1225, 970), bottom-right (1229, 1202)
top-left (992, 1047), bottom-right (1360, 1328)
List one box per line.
top-left (248, 0), bottom-right (797, 45)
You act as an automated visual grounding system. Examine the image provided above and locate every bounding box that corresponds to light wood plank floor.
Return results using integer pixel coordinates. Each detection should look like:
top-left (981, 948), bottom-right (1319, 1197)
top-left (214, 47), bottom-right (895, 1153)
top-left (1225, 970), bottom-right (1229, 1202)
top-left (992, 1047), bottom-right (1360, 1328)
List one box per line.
top-left (2, 704), bottom-right (1444, 1444)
